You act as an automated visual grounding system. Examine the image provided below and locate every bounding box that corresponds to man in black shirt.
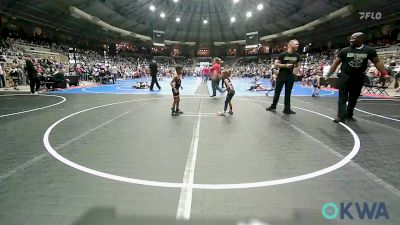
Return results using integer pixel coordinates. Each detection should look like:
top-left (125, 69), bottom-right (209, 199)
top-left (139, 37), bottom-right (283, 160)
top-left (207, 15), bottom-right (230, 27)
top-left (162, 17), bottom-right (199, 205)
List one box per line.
top-left (266, 40), bottom-right (301, 114)
top-left (149, 60), bottom-right (161, 91)
top-left (327, 32), bottom-right (388, 123)
top-left (25, 58), bottom-right (40, 94)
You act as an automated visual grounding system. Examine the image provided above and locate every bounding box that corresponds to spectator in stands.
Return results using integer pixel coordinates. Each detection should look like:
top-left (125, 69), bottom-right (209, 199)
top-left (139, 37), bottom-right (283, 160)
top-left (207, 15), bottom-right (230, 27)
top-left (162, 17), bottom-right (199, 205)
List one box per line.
top-left (9, 64), bottom-right (20, 90)
top-left (123, 66), bottom-right (130, 79)
top-left (111, 64), bottom-right (118, 82)
top-left (53, 65), bottom-right (67, 88)
top-left (92, 65), bottom-right (99, 81)
top-left (366, 66), bottom-right (378, 85)
top-left (105, 66), bottom-right (115, 84)
top-left (25, 58), bottom-right (40, 94)
top-left (388, 61), bottom-right (396, 77)
top-left (0, 63), bottom-right (5, 88)
top-left (98, 67), bottom-right (108, 84)
top-left (75, 64), bottom-right (85, 81)
top-left (395, 68), bottom-right (400, 92)
top-left (202, 66), bottom-right (210, 82)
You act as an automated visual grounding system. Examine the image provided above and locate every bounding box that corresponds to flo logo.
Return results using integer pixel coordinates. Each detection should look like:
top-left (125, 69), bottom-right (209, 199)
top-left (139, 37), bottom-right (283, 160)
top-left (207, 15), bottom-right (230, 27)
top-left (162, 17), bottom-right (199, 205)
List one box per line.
top-left (321, 202), bottom-right (390, 220)
top-left (359, 12), bottom-right (382, 20)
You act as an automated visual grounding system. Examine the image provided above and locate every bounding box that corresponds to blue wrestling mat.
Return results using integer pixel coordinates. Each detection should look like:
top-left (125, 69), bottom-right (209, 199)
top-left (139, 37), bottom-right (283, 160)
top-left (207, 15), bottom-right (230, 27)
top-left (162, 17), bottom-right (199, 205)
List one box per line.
top-left (52, 77), bottom-right (202, 95)
top-left (207, 78), bottom-right (338, 97)
top-left (51, 77), bottom-right (338, 97)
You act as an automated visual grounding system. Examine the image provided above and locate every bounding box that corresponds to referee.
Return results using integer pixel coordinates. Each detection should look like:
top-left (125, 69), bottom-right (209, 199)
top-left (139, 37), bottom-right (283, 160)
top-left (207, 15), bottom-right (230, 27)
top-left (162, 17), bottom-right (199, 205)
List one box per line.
top-left (266, 40), bottom-right (301, 114)
top-left (327, 32), bottom-right (388, 123)
top-left (149, 60), bottom-right (161, 91)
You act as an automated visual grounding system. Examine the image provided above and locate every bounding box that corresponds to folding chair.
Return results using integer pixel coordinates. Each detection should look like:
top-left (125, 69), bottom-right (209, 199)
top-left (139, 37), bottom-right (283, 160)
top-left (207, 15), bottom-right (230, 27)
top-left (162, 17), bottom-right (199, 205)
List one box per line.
top-left (374, 77), bottom-right (393, 96)
top-left (39, 77), bottom-right (56, 92)
top-left (362, 78), bottom-right (376, 94)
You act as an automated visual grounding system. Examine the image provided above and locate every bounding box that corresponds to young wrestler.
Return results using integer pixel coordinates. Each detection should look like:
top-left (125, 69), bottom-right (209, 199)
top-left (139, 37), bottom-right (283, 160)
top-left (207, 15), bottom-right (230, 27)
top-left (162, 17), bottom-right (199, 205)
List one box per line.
top-left (218, 69), bottom-right (235, 116)
top-left (171, 66), bottom-right (184, 116)
top-left (311, 74), bottom-right (321, 97)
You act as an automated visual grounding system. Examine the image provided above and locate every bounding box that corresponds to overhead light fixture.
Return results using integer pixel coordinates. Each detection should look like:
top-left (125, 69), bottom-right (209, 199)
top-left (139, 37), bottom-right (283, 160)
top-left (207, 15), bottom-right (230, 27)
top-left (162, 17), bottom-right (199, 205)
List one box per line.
top-left (176, 17), bottom-right (181, 22)
top-left (160, 12), bottom-right (165, 18)
top-left (233, 0), bottom-right (239, 3)
top-left (149, 5), bottom-right (155, 11)
top-left (246, 11), bottom-right (252, 18)
top-left (257, 4), bottom-right (263, 10)
top-left (173, 0), bottom-right (178, 2)
top-left (203, 19), bottom-right (208, 24)
top-left (230, 16), bottom-right (236, 23)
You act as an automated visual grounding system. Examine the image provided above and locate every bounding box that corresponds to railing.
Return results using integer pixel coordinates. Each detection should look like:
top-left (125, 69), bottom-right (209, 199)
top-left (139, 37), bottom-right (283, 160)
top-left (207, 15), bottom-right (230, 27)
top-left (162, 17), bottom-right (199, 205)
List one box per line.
top-left (13, 43), bottom-right (51, 52)
top-left (375, 43), bottom-right (400, 53)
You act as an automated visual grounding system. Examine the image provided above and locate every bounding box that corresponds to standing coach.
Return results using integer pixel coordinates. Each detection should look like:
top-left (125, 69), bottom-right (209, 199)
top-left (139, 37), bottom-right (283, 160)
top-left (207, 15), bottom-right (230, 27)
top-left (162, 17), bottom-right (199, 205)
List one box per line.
top-left (327, 32), bottom-right (388, 123)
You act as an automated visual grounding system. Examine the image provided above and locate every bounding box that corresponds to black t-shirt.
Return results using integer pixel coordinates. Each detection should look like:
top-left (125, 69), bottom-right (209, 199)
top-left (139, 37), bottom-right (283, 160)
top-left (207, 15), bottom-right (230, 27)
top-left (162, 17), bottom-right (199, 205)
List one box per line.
top-left (338, 45), bottom-right (377, 77)
top-left (277, 51), bottom-right (301, 78)
top-left (10, 69), bottom-right (19, 78)
top-left (25, 60), bottom-right (38, 78)
top-left (149, 62), bottom-right (158, 77)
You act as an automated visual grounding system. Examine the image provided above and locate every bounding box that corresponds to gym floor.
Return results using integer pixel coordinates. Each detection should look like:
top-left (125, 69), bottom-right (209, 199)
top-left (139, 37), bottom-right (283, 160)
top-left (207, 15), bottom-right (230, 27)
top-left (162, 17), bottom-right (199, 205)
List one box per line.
top-left (0, 81), bottom-right (399, 225)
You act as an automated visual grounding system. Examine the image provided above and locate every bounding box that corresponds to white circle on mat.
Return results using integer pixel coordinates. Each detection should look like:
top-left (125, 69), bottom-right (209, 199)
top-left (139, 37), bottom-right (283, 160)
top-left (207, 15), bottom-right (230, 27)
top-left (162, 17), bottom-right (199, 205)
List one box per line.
top-left (0, 94), bottom-right (66, 118)
top-left (43, 97), bottom-right (360, 189)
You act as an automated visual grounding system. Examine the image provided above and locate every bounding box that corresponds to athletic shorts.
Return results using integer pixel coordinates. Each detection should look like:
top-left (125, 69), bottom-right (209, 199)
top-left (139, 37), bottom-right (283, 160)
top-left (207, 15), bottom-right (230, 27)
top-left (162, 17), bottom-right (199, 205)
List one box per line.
top-left (172, 89), bottom-right (180, 96)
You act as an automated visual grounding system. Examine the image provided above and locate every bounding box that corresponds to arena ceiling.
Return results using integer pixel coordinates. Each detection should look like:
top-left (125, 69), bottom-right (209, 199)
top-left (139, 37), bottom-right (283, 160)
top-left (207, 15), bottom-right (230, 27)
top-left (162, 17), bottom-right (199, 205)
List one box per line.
top-left (1, 0), bottom-right (399, 44)
top-left (68, 0), bottom-right (355, 43)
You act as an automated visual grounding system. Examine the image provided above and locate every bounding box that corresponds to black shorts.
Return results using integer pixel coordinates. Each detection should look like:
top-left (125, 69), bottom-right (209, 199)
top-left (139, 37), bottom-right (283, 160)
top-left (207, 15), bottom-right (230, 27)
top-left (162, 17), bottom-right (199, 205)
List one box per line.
top-left (172, 89), bottom-right (180, 96)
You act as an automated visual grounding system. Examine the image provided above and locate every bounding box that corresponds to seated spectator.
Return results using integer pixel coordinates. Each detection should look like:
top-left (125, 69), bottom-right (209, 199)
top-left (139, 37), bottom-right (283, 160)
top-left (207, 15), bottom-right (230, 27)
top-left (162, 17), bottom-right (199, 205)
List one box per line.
top-left (9, 64), bottom-right (20, 90)
top-left (53, 69), bottom-right (67, 89)
top-left (0, 62), bottom-right (6, 88)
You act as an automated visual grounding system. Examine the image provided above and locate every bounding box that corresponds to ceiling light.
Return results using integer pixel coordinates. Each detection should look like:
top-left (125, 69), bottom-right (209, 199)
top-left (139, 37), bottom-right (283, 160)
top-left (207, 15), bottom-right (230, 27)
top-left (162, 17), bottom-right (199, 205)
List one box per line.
top-left (176, 17), bottom-right (181, 22)
top-left (233, 0), bottom-right (239, 3)
top-left (246, 11), bottom-right (252, 18)
top-left (257, 4), bottom-right (263, 10)
top-left (203, 19), bottom-right (208, 24)
top-left (160, 12), bottom-right (165, 18)
top-left (173, 0), bottom-right (179, 2)
top-left (230, 16), bottom-right (236, 23)
top-left (149, 5), bottom-right (155, 11)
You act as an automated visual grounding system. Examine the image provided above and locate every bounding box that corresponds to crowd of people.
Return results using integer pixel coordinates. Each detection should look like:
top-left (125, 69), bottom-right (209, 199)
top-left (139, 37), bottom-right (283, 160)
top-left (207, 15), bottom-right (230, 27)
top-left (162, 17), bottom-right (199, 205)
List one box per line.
top-left (1, 30), bottom-right (400, 95)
